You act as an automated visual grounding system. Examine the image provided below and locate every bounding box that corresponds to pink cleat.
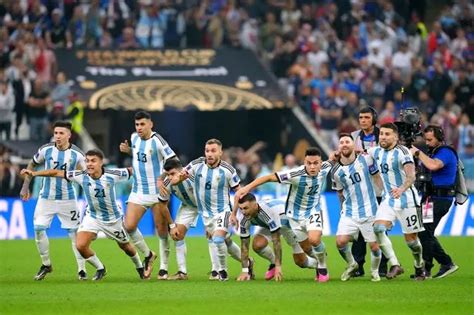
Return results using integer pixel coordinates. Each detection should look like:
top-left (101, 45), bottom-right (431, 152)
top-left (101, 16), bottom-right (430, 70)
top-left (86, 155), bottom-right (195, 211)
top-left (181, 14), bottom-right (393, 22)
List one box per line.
top-left (315, 268), bottom-right (329, 282)
top-left (265, 264), bottom-right (276, 280)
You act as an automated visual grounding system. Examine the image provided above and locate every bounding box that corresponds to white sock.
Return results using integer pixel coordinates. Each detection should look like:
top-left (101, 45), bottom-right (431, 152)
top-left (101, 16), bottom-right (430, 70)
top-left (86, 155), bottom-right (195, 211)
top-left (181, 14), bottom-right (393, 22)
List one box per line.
top-left (375, 232), bottom-right (400, 266)
top-left (338, 244), bottom-right (355, 265)
top-left (208, 239), bottom-right (219, 271)
top-left (255, 245), bottom-right (275, 264)
top-left (68, 230), bottom-right (86, 272)
top-left (312, 241), bottom-right (327, 269)
top-left (130, 253), bottom-right (143, 268)
top-left (35, 229), bottom-right (51, 266)
top-left (214, 238), bottom-right (227, 271)
top-left (175, 240), bottom-right (187, 274)
top-left (86, 255), bottom-right (104, 270)
top-left (159, 235), bottom-right (170, 270)
top-left (226, 239), bottom-right (241, 262)
top-left (303, 256), bottom-right (318, 269)
top-left (371, 249), bottom-right (382, 272)
top-left (129, 229), bottom-right (151, 257)
top-left (407, 239), bottom-right (424, 268)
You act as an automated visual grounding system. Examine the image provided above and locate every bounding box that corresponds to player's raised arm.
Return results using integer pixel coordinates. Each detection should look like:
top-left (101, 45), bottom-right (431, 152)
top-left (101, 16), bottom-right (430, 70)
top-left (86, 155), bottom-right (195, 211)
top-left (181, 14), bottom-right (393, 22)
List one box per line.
top-left (119, 139), bottom-right (132, 155)
top-left (235, 174), bottom-right (279, 201)
top-left (21, 168), bottom-right (65, 178)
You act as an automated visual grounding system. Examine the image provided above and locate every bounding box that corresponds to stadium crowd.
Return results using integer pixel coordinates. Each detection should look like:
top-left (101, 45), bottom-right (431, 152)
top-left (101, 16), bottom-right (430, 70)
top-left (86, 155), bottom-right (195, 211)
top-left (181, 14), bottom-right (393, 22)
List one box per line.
top-left (0, 0), bottom-right (473, 196)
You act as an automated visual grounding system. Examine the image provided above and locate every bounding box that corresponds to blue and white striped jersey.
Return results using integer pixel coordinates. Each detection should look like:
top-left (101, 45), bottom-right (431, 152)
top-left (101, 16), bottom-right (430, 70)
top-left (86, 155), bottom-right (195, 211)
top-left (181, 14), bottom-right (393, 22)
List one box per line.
top-left (239, 199), bottom-right (286, 238)
top-left (185, 157), bottom-right (240, 218)
top-left (158, 176), bottom-right (197, 208)
top-left (66, 168), bottom-right (130, 222)
top-left (331, 154), bottom-right (379, 221)
top-left (368, 145), bottom-right (420, 209)
top-left (276, 161), bottom-right (332, 221)
top-left (130, 132), bottom-right (175, 195)
top-left (33, 143), bottom-right (85, 200)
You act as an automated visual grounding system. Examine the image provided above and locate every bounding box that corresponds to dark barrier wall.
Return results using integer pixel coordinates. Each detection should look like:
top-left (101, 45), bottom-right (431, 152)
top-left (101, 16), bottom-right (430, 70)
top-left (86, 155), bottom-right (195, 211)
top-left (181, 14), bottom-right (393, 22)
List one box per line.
top-left (85, 108), bottom-right (321, 164)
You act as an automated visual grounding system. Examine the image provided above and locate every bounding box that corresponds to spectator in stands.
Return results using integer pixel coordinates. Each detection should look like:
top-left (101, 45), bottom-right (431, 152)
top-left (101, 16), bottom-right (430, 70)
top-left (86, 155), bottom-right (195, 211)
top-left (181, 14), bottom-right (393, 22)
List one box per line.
top-left (51, 72), bottom-right (71, 110)
top-left (27, 79), bottom-right (50, 142)
top-left (136, 3), bottom-right (166, 48)
top-left (119, 26), bottom-right (139, 49)
top-left (34, 38), bottom-right (57, 84)
top-left (0, 80), bottom-right (15, 140)
top-left (12, 64), bottom-right (32, 140)
top-left (45, 9), bottom-right (72, 49)
top-left (0, 154), bottom-right (22, 197)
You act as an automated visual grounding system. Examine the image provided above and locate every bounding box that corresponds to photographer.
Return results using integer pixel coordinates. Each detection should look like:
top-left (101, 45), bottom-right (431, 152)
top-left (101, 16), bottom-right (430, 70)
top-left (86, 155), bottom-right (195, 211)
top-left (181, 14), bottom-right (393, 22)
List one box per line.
top-left (410, 125), bottom-right (459, 279)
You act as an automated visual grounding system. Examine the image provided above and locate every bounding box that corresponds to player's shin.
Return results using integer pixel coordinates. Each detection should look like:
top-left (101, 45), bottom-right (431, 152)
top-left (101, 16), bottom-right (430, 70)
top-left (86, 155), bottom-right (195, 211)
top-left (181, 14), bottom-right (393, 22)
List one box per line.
top-left (370, 248), bottom-right (382, 272)
top-left (213, 235), bottom-right (227, 271)
top-left (208, 239), bottom-right (219, 272)
top-left (67, 229), bottom-right (86, 272)
top-left (374, 224), bottom-right (400, 266)
top-left (337, 243), bottom-right (356, 265)
top-left (312, 241), bottom-right (327, 269)
top-left (407, 238), bottom-right (423, 268)
top-left (34, 228), bottom-right (51, 266)
top-left (159, 235), bottom-right (170, 271)
top-left (225, 238), bottom-right (241, 262)
top-left (86, 254), bottom-right (104, 270)
top-left (129, 228), bottom-right (151, 257)
top-left (255, 245), bottom-right (276, 264)
top-left (175, 240), bottom-right (187, 274)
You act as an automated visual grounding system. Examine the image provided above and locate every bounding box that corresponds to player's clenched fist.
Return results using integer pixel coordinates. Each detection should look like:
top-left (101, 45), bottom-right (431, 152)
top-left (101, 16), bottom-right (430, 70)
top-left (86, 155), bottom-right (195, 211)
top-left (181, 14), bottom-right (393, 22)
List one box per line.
top-left (119, 140), bottom-right (131, 155)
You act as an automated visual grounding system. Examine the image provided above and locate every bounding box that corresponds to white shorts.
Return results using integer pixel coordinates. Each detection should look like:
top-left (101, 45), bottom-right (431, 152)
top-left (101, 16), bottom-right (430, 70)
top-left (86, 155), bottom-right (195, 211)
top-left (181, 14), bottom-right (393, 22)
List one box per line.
top-left (34, 198), bottom-right (81, 230)
top-left (127, 192), bottom-right (160, 208)
top-left (336, 216), bottom-right (376, 243)
top-left (288, 213), bottom-right (323, 243)
top-left (254, 226), bottom-right (304, 254)
top-left (176, 205), bottom-right (198, 229)
top-left (202, 211), bottom-right (231, 235)
top-left (376, 199), bottom-right (425, 234)
top-left (78, 214), bottom-right (129, 244)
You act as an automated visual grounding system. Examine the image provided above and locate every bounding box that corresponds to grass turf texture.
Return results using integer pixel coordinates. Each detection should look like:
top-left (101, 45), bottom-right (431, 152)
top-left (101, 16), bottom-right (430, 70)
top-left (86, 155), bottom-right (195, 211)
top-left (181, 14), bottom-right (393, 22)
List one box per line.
top-left (0, 236), bottom-right (472, 315)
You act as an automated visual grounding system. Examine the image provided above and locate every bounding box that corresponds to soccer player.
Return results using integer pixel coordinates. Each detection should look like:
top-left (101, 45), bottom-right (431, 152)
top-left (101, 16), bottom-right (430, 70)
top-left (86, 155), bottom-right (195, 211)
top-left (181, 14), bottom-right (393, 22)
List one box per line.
top-left (234, 148), bottom-right (333, 282)
top-left (236, 194), bottom-right (319, 282)
top-left (368, 123), bottom-right (426, 280)
top-left (19, 121), bottom-right (87, 281)
top-left (119, 111), bottom-right (177, 279)
top-left (184, 139), bottom-right (244, 281)
top-left (331, 134), bottom-right (383, 282)
top-left (350, 106), bottom-right (388, 277)
top-left (156, 158), bottom-right (199, 280)
top-left (21, 149), bottom-right (145, 281)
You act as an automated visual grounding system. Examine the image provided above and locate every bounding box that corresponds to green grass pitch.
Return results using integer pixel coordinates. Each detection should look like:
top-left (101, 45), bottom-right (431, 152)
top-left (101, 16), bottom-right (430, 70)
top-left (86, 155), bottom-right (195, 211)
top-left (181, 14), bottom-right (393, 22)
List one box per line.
top-left (0, 236), bottom-right (472, 315)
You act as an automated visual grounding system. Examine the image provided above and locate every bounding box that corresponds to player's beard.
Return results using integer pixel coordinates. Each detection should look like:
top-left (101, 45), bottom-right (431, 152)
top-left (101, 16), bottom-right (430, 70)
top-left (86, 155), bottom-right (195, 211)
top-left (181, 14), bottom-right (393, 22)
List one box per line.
top-left (341, 148), bottom-right (353, 158)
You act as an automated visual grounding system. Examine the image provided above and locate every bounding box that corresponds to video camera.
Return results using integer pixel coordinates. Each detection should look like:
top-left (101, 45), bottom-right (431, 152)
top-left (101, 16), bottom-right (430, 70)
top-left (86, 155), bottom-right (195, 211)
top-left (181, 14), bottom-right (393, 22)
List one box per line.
top-left (394, 107), bottom-right (422, 147)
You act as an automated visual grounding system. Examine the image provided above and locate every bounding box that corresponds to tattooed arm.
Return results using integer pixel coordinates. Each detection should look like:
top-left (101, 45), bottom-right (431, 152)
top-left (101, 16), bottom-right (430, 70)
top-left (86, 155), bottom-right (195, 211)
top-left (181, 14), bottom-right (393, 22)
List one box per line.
top-left (236, 237), bottom-right (251, 281)
top-left (271, 230), bottom-right (283, 281)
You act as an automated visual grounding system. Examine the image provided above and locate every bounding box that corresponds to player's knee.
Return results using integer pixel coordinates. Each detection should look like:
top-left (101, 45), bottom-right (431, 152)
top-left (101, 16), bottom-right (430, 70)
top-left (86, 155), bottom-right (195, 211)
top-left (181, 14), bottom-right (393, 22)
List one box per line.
top-left (373, 224), bottom-right (387, 234)
top-left (335, 238), bottom-right (347, 248)
top-left (212, 235), bottom-right (225, 245)
top-left (76, 241), bottom-right (88, 254)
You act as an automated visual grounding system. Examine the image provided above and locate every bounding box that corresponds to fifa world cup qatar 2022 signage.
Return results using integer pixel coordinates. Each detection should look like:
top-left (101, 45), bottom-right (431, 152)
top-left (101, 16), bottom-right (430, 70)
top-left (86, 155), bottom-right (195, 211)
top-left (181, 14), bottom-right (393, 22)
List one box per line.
top-left (56, 48), bottom-right (287, 111)
top-left (0, 193), bottom-right (473, 240)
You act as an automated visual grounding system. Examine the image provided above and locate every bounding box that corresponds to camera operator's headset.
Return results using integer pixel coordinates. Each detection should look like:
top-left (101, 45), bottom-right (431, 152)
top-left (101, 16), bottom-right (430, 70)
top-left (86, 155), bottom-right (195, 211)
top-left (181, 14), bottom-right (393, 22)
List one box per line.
top-left (368, 107), bottom-right (378, 126)
top-left (428, 125), bottom-right (445, 142)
